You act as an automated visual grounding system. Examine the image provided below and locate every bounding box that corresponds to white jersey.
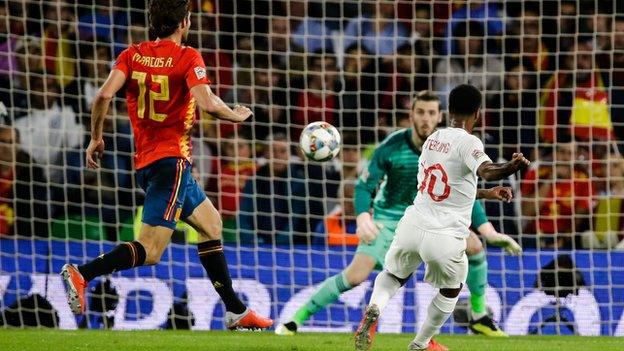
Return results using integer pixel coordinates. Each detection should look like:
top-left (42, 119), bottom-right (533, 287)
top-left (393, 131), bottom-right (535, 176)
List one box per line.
top-left (411, 127), bottom-right (492, 237)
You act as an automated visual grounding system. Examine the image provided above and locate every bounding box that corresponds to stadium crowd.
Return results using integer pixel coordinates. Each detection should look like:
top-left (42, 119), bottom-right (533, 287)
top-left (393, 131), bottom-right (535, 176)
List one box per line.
top-left (0, 0), bottom-right (623, 250)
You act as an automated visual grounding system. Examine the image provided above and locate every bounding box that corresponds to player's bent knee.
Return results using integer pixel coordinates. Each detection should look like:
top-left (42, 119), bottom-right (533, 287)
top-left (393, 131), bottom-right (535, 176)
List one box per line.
top-left (344, 255), bottom-right (376, 286)
top-left (344, 269), bottom-right (369, 286)
top-left (137, 240), bottom-right (166, 265)
top-left (466, 236), bottom-right (483, 256)
top-left (198, 220), bottom-right (223, 240)
top-left (143, 249), bottom-right (164, 265)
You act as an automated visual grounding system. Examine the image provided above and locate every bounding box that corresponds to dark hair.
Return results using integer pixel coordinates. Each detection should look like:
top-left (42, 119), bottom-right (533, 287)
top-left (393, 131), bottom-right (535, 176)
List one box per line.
top-left (448, 84), bottom-right (482, 117)
top-left (452, 20), bottom-right (485, 39)
top-left (148, 0), bottom-right (190, 38)
top-left (341, 131), bottom-right (359, 147)
top-left (344, 41), bottom-right (372, 56)
top-left (555, 131), bottom-right (573, 144)
top-left (414, 4), bottom-right (431, 14)
top-left (307, 50), bottom-right (336, 68)
top-left (411, 90), bottom-right (440, 110)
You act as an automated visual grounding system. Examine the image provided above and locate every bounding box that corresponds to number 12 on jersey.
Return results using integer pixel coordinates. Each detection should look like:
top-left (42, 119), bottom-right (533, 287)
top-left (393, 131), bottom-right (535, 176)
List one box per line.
top-left (131, 71), bottom-right (170, 122)
top-left (419, 163), bottom-right (451, 202)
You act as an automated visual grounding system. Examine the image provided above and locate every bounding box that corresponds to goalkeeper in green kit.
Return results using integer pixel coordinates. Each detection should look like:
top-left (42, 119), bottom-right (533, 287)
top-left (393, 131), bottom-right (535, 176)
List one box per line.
top-left (276, 91), bottom-right (521, 338)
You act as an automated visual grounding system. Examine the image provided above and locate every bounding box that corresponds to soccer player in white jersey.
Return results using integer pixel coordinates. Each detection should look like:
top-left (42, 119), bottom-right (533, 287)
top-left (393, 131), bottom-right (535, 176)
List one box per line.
top-left (354, 84), bottom-right (530, 351)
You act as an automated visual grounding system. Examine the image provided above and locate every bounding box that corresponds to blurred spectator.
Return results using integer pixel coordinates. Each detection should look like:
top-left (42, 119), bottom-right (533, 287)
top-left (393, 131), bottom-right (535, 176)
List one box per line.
top-left (182, 4), bottom-right (234, 99)
top-left (239, 134), bottom-right (308, 244)
top-left (208, 135), bottom-right (255, 219)
top-left (0, 125), bottom-right (48, 237)
top-left (0, 1), bottom-right (28, 83)
top-left (553, 0), bottom-right (578, 56)
top-left (313, 179), bottom-right (358, 246)
top-left (41, 2), bottom-right (77, 88)
top-left (411, 4), bottom-right (436, 58)
top-left (217, 0), bottom-right (270, 50)
top-left (583, 154), bottom-right (624, 249)
top-left (340, 42), bottom-right (376, 143)
top-left (539, 35), bottom-right (613, 144)
top-left (610, 16), bottom-right (624, 154)
top-left (486, 59), bottom-right (538, 161)
top-left (63, 101), bottom-right (133, 241)
top-left (11, 36), bottom-right (44, 94)
top-left (289, 0), bottom-right (334, 54)
top-left (0, 3), bottom-right (18, 83)
top-left (581, 5), bottom-right (612, 54)
top-left (505, 4), bottom-right (554, 77)
top-left (190, 124), bottom-right (213, 190)
top-left (521, 139), bottom-right (595, 249)
top-left (77, 0), bottom-right (128, 53)
top-left (308, 0), bottom-right (359, 31)
top-left (3, 36), bottom-right (44, 111)
top-left (444, 1), bottom-right (503, 54)
top-left (378, 43), bottom-right (430, 129)
top-left (343, 1), bottom-right (409, 57)
top-left (290, 53), bottom-right (339, 142)
top-left (65, 41), bottom-right (113, 118)
top-left (300, 152), bottom-right (341, 236)
top-left (13, 73), bottom-right (84, 183)
top-left (340, 132), bottom-right (361, 181)
top-left (266, 11), bottom-right (305, 74)
top-left (226, 54), bottom-right (286, 139)
top-left (434, 21), bottom-right (503, 109)
top-left (126, 19), bottom-right (148, 44)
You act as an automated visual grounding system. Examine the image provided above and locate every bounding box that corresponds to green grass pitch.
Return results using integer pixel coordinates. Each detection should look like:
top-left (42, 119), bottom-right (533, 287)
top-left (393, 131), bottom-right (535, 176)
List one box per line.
top-left (1, 330), bottom-right (621, 351)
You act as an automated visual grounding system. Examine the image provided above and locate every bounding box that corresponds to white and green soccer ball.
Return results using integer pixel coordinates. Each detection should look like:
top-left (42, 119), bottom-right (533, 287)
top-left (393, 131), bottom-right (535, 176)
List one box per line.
top-left (299, 121), bottom-right (341, 162)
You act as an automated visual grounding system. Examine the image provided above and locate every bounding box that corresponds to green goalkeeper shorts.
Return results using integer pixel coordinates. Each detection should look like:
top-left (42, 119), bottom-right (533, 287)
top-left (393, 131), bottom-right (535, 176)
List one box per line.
top-left (355, 217), bottom-right (399, 270)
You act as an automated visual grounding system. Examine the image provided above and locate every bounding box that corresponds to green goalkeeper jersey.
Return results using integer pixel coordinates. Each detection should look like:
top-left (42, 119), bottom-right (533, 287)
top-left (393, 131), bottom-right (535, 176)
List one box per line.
top-left (354, 128), bottom-right (488, 226)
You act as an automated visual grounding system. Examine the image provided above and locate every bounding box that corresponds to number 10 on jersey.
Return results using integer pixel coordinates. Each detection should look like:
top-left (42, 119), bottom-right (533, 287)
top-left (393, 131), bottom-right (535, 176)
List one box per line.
top-left (419, 163), bottom-right (451, 202)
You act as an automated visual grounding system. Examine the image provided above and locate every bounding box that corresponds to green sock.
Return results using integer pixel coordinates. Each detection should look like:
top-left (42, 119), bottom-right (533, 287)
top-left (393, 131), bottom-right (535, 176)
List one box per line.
top-left (292, 272), bottom-right (353, 325)
top-left (466, 251), bottom-right (488, 318)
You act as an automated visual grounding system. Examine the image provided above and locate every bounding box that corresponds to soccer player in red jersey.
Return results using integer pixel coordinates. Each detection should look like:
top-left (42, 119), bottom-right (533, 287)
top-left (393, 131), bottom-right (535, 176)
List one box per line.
top-left (60, 0), bottom-right (272, 330)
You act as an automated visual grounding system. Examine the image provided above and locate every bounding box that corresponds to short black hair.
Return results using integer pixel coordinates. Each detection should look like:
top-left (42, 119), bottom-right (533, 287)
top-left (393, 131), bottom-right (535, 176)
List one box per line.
top-left (341, 131), bottom-right (359, 147)
top-left (452, 20), bottom-right (485, 39)
top-left (148, 0), bottom-right (190, 38)
top-left (448, 84), bottom-right (482, 117)
top-left (411, 90), bottom-right (440, 110)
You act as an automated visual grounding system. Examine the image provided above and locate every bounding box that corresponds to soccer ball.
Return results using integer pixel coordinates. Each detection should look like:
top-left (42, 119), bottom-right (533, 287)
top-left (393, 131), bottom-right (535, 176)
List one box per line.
top-left (299, 121), bottom-right (341, 162)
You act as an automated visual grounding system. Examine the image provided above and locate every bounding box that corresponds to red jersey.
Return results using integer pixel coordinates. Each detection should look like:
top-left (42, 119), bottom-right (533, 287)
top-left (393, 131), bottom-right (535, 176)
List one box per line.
top-left (113, 40), bottom-right (210, 169)
top-left (292, 91), bottom-right (336, 141)
top-left (209, 158), bottom-right (255, 217)
top-left (521, 166), bottom-right (594, 234)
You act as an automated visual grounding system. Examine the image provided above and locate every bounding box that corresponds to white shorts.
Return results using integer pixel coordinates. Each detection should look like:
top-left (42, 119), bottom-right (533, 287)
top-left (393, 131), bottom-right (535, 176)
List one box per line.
top-left (384, 213), bottom-right (468, 289)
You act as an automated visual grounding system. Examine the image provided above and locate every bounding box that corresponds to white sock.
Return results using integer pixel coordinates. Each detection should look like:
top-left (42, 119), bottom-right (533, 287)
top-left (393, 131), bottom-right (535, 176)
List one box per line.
top-left (368, 271), bottom-right (401, 311)
top-left (471, 309), bottom-right (487, 321)
top-left (412, 293), bottom-right (459, 348)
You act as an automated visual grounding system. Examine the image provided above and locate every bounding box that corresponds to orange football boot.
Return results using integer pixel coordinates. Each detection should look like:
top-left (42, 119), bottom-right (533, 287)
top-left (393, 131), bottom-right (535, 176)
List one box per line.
top-left (354, 304), bottom-right (380, 350)
top-left (225, 309), bottom-right (273, 330)
top-left (60, 264), bottom-right (87, 314)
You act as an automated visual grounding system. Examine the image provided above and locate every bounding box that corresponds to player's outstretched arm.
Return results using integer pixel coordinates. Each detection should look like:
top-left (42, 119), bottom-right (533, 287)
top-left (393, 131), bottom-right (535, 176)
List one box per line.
top-left (191, 84), bottom-right (252, 123)
top-left (353, 145), bottom-right (390, 243)
top-left (476, 222), bottom-right (522, 255)
top-left (476, 186), bottom-right (513, 202)
top-left (476, 153), bottom-right (530, 182)
top-left (87, 69), bottom-right (126, 169)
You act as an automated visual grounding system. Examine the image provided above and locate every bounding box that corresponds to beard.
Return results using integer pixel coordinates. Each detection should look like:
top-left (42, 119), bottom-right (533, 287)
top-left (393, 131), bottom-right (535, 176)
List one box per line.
top-left (413, 124), bottom-right (433, 141)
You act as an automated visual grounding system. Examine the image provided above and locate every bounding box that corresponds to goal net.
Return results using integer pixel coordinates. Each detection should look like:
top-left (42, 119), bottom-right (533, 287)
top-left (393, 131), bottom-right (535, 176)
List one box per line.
top-left (0, 0), bottom-right (623, 336)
